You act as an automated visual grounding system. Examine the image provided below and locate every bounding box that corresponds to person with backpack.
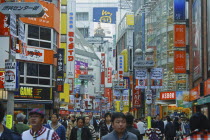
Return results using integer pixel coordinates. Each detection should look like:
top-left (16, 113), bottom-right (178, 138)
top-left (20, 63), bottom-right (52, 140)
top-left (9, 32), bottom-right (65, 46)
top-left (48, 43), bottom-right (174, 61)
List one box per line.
top-left (12, 113), bottom-right (30, 135)
top-left (145, 121), bottom-right (163, 140)
top-left (164, 117), bottom-right (176, 140)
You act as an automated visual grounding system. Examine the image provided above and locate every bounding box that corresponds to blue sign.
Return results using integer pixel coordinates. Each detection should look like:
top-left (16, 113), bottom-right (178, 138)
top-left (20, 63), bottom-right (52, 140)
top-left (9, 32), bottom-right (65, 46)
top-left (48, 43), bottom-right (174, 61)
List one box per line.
top-left (174, 0), bottom-right (186, 21)
top-left (93, 7), bottom-right (118, 24)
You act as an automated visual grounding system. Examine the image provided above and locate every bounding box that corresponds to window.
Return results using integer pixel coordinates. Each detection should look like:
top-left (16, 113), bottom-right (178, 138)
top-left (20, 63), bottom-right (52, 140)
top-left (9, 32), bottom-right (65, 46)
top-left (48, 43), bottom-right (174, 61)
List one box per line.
top-left (78, 28), bottom-right (89, 38)
top-left (27, 25), bottom-right (58, 49)
top-left (61, 34), bottom-right (66, 43)
top-left (61, 6), bottom-right (67, 13)
top-left (19, 62), bottom-right (53, 86)
top-left (76, 12), bottom-right (89, 21)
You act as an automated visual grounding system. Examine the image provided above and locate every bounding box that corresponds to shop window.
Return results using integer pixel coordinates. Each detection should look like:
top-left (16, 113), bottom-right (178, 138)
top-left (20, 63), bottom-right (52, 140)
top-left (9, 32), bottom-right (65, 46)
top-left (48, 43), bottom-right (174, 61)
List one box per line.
top-left (40, 41), bottom-right (51, 49)
top-left (40, 27), bottom-right (51, 41)
top-left (61, 6), bottom-right (67, 13)
top-left (28, 39), bottom-right (39, 47)
top-left (27, 78), bottom-right (38, 84)
top-left (19, 62), bottom-right (24, 75)
top-left (76, 12), bottom-right (89, 21)
top-left (39, 65), bottom-right (50, 77)
top-left (28, 25), bottom-right (39, 39)
top-left (39, 79), bottom-right (50, 85)
top-left (27, 63), bottom-right (38, 76)
top-left (20, 77), bottom-right (24, 83)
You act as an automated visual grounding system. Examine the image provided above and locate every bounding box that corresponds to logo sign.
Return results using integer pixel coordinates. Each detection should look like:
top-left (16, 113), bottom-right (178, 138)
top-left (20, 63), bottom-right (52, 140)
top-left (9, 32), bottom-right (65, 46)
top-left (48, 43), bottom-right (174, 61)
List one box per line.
top-left (160, 91), bottom-right (176, 100)
top-left (4, 61), bottom-right (19, 90)
top-left (174, 51), bottom-right (186, 73)
top-left (174, 24), bottom-right (186, 47)
top-left (93, 7), bottom-right (118, 24)
top-left (0, 2), bottom-right (44, 17)
top-left (135, 69), bottom-right (147, 79)
top-left (79, 75), bottom-right (94, 80)
top-left (85, 37), bottom-right (103, 44)
top-left (118, 55), bottom-right (124, 81)
top-left (66, 0), bottom-right (76, 82)
top-left (134, 60), bottom-right (154, 67)
top-left (57, 48), bottom-right (64, 92)
top-left (174, 0), bottom-right (186, 21)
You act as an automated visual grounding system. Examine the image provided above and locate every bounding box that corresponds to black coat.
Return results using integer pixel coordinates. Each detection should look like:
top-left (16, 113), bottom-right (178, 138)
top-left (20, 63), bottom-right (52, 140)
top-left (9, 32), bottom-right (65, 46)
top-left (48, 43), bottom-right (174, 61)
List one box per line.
top-left (69, 126), bottom-right (92, 140)
top-left (100, 123), bottom-right (113, 138)
top-left (155, 120), bottom-right (164, 134)
top-left (164, 122), bottom-right (176, 139)
top-left (0, 126), bottom-right (21, 140)
top-left (126, 125), bottom-right (141, 140)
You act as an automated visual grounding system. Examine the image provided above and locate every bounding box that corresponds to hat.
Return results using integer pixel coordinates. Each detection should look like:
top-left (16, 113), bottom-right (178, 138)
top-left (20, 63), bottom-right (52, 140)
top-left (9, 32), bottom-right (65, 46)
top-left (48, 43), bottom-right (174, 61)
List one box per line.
top-left (16, 113), bottom-right (26, 122)
top-left (29, 108), bottom-right (45, 117)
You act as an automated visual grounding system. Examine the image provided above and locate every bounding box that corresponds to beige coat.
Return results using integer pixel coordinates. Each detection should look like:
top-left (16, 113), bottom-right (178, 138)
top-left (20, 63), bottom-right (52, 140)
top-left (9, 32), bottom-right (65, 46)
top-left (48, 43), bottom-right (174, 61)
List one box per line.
top-left (66, 121), bottom-right (76, 139)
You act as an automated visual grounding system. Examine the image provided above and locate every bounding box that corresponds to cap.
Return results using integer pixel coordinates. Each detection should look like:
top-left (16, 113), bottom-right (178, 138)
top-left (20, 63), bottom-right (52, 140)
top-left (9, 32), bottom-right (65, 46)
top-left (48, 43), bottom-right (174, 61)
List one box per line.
top-left (16, 113), bottom-right (26, 122)
top-left (29, 108), bottom-right (45, 117)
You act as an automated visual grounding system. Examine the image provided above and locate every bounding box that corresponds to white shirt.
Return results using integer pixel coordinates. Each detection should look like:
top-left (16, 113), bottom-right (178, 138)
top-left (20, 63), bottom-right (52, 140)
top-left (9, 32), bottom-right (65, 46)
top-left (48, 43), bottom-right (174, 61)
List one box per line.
top-left (137, 121), bottom-right (146, 134)
top-left (163, 120), bottom-right (167, 129)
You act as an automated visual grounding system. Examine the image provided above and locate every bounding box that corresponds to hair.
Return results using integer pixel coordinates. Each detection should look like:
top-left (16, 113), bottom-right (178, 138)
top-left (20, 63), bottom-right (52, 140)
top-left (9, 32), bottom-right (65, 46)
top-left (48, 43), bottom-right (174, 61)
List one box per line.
top-left (167, 116), bottom-right (171, 122)
top-left (0, 102), bottom-right (5, 123)
top-left (104, 112), bottom-right (112, 119)
top-left (189, 112), bottom-right (210, 131)
top-left (85, 116), bottom-right (90, 119)
top-left (52, 113), bottom-right (59, 119)
top-left (71, 115), bottom-right (76, 119)
top-left (77, 116), bottom-right (85, 124)
top-left (111, 112), bottom-right (126, 123)
top-left (125, 113), bottom-right (134, 125)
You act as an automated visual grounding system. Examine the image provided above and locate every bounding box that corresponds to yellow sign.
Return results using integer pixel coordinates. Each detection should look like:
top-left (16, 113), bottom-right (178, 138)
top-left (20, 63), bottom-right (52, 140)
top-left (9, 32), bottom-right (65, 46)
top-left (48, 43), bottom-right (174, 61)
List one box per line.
top-left (147, 116), bottom-right (151, 128)
top-left (115, 101), bottom-right (120, 112)
top-left (6, 115), bottom-right (13, 129)
top-left (126, 15), bottom-right (134, 25)
top-left (120, 49), bottom-right (128, 72)
top-left (59, 83), bottom-right (70, 103)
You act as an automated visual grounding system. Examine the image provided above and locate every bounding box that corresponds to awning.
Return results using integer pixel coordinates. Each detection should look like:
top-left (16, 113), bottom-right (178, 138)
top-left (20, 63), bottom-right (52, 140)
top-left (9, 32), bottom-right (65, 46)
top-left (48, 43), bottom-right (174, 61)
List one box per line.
top-left (14, 99), bottom-right (53, 104)
top-left (155, 100), bottom-right (176, 105)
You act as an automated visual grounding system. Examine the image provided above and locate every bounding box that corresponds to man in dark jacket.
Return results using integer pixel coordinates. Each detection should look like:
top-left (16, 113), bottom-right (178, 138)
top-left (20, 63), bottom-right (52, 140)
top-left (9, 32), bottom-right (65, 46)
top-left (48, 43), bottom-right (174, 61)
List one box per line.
top-left (100, 112), bottom-right (113, 138)
top-left (0, 102), bottom-right (22, 140)
top-left (155, 114), bottom-right (164, 140)
top-left (125, 113), bottom-right (141, 140)
top-left (164, 117), bottom-right (175, 140)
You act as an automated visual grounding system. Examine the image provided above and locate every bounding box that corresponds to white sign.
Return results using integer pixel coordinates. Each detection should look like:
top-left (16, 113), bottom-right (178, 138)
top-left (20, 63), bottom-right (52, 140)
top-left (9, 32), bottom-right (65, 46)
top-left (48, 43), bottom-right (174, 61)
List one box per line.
top-left (113, 85), bottom-right (124, 90)
top-left (79, 75), bottom-right (94, 80)
top-left (4, 61), bottom-right (18, 89)
top-left (118, 55), bottom-right (124, 80)
top-left (66, 0), bottom-right (76, 82)
top-left (10, 12), bottom-right (17, 37)
top-left (151, 68), bottom-right (163, 79)
top-left (135, 69), bottom-right (147, 79)
top-left (134, 60), bottom-right (154, 67)
top-left (18, 20), bottom-right (25, 43)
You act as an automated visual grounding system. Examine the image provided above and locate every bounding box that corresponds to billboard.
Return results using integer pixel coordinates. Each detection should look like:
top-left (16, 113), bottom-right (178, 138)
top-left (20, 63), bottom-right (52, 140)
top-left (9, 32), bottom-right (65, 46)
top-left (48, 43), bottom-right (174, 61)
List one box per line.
top-left (93, 7), bottom-right (118, 24)
top-left (174, 24), bottom-right (186, 47)
top-left (160, 91), bottom-right (176, 100)
top-left (190, 85), bottom-right (200, 101)
top-left (174, 51), bottom-right (186, 73)
top-left (176, 91), bottom-right (189, 107)
top-left (174, 0), bottom-right (186, 21)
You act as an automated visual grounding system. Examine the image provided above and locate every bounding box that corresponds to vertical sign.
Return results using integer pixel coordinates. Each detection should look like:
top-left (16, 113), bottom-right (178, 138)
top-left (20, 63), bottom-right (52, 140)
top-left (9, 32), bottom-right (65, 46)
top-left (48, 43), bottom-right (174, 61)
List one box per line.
top-left (10, 12), bottom-right (17, 57)
top-left (151, 68), bottom-right (163, 89)
top-left (204, 79), bottom-right (210, 96)
top-left (174, 51), bottom-right (186, 73)
top-left (107, 67), bottom-right (112, 83)
top-left (133, 88), bottom-right (141, 108)
top-left (190, 84), bottom-right (200, 101)
top-left (0, 71), bottom-right (4, 88)
top-left (135, 69), bottom-right (147, 89)
top-left (101, 53), bottom-right (105, 93)
top-left (118, 55), bottom-right (124, 82)
top-left (18, 20), bottom-right (25, 42)
top-left (174, 24), bottom-right (186, 47)
top-left (4, 61), bottom-right (19, 90)
top-left (174, 0), bottom-right (186, 21)
top-left (66, 0), bottom-right (76, 85)
top-left (57, 48), bottom-right (64, 92)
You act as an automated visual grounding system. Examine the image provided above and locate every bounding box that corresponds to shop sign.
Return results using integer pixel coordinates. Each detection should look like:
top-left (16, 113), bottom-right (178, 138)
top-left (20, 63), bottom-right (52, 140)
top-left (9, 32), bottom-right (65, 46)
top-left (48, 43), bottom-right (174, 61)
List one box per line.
top-left (183, 102), bottom-right (192, 108)
top-left (189, 85), bottom-right (200, 101)
top-left (0, 71), bottom-right (4, 88)
top-left (79, 75), bottom-right (94, 80)
top-left (133, 88), bottom-right (141, 108)
top-left (107, 67), bottom-right (112, 83)
top-left (14, 86), bottom-right (51, 100)
top-left (174, 0), bottom-right (186, 21)
top-left (160, 91), bottom-right (176, 100)
top-left (0, 0), bottom-right (10, 36)
top-left (56, 48), bottom-right (64, 92)
top-left (197, 96), bottom-right (210, 105)
top-left (174, 51), bottom-right (186, 73)
top-left (204, 79), bottom-right (210, 96)
top-left (134, 60), bottom-right (154, 67)
top-left (59, 110), bottom-right (69, 115)
top-left (4, 61), bottom-right (19, 90)
top-left (101, 53), bottom-right (105, 93)
top-left (174, 24), bottom-right (186, 47)
top-left (135, 69), bottom-right (147, 80)
top-left (6, 115), bottom-right (13, 129)
top-left (118, 55), bottom-right (124, 82)
top-left (151, 68), bottom-right (163, 89)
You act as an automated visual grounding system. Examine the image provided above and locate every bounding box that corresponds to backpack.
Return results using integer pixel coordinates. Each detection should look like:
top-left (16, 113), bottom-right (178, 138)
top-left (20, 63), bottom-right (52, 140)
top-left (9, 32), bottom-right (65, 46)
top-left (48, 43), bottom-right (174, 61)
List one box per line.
top-left (150, 130), bottom-right (159, 140)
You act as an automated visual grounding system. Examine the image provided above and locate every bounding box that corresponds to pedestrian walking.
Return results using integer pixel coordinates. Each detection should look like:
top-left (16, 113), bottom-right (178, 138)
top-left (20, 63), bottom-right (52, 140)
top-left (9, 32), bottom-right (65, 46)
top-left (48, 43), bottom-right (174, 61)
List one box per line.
top-left (137, 118), bottom-right (146, 140)
top-left (69, 116), bottom-right (92, 140)
top-left (125, 113), bottom-right (141, 140)
top-left (184, 112), bottom-right (210, 140)
top-left (154, 114), bottom-right (164, 140)
top-left (12, 112), bottom-right (30, 135)
top-left (173, 117), bottom-right (182, 140)
top-left (61, 117), bottom-right (68, 130)
top-left (100, 112), bottom-right (113, 138)
top-left (66, 115), bottom-right (76, 139)
top-left (181, 118), bottom-right (190, 138)
top-left (146, 121), bottom-right (163, 140)
top-left (101, 112), bottom-right (138, 140)
top-left (0, 102), bottom-right (22, 140)
top-left (85, 116), bottom-right (97, 140)
top-left (45, 113), bottom-right (66, 140)
top-left (89, 112), bottom-right (98, 131)
top-left (22, 108), bottom-right (60, 140)
top-left (164, 117), bottom-right (176, 140)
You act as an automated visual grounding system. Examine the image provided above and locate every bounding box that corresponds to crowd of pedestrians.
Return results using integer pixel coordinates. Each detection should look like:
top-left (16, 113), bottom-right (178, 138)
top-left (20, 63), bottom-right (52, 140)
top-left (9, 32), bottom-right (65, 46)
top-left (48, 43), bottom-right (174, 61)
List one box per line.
top-left (1, 101), bottom-right (210, 140)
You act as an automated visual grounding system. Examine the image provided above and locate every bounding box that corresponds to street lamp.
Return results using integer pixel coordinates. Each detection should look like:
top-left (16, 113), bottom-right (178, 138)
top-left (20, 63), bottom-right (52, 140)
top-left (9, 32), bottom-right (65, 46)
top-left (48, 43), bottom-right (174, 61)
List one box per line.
top-left (134, 48), bottom-right (154, 128)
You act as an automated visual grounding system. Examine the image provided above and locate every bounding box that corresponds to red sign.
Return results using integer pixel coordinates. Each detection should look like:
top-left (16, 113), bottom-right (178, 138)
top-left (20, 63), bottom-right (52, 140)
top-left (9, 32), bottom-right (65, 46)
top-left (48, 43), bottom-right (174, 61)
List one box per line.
top-left (190, 85), bottom-right (200, 101)
top-left (104, 88), bottom-right (112, 103)
top-left (0, 72), bottom-right (5, 88)
top-left (0, 0), bottom-right (9, 36)
top-left (174, 51), bottom-right (186, 73)
top-left (160, 91), bottom-right (176, 100)
top-left (174, 24), bottom-right (186, 47)
top-left (133, 88), bottom-right (141, 107)
top-left (59, 110), bottom-right (69, 115)
top-left (204, 79), bottom-right (210, 96)
top-left (107, 67), bottom-right (112, 83)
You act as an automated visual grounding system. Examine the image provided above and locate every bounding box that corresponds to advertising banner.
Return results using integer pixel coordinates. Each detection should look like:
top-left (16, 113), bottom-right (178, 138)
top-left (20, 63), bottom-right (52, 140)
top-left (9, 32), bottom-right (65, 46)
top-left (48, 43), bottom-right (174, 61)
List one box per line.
top-left (14, 86), bottom-right (51, 100)
top-left (118, 55), bottom-right (124, 82)
top-left (160, 91), bottom-right (176, 100)
top-left (136, 79), bottom-right (147, 89)
top-left (151, 68), bottom-right (163, 89)
top-left (107, 67), bottom-right (112, 83)
top-left (135, 69), bottom-right (147, 79)
top-left (176, 91), bottom-right (189, 107)
top-left (204, 79), bottom-right (210, 96)
top-left (4, 61), bottom-right (19, 90)
top-left (174, 51), bottom-right (186, 73)
top-left (0, 71), bottom-right (4, 88)
top-left (56, 48), bottom-right (64, 92)
top-left (0, 1), bottom-right (10, 36)
top-left (10, 12), bottom-right (17, 37)
top-left (66, 0), bottom-right (76, 86)
top-left (133, 88), bottom-right (141, 108)
top-left (174, 0), bottom-right (186, 21)
top-left (190, 84), bottom-right (200, 101)
top-left (174, 24), bottom-right (186, 47)
top-left (18, 20), bottom-right (25, 43)
top-left (192, 0), bottom-right (202, 80)
top-left (101, 53), bottom-right (105, 93)
top-left (93, 7), bottom-right (118, 24)
top-left (104, 88), bottom-right (112, 103)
